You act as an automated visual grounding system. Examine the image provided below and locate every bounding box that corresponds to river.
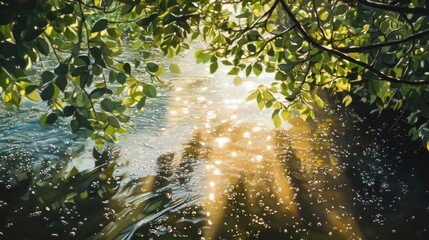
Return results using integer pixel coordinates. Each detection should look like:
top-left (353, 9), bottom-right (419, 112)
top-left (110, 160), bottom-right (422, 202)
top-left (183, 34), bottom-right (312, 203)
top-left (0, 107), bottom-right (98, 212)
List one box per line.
top-left (1, 47), bottom-right (429, 240)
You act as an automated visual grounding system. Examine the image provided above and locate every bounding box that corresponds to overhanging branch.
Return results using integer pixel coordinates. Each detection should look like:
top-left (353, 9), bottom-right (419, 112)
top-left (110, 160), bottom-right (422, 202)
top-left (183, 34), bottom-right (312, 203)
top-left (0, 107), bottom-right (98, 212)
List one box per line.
top-left (336, 29), bottom-right (429, 53)
top-left (357, 0), bottom-right (429, 16)
top-left (278, 0), bottom-right (429, 85)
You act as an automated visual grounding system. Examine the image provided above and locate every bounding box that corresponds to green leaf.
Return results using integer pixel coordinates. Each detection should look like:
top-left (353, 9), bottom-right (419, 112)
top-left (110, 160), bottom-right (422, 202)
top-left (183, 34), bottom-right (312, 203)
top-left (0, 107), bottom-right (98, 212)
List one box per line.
top-left (281, 110), bottom-right (290, 121)
top-left (222, 60), bottom-right (232, 66)
top-left (90, 88), bottom-right (111, 99)
top-left (92, 19), bottom-right (108, 32)
top-left (228, 67), bottom-right (240, 75)
top-left (247, 44), bottom-right (256, 52)
top-left (45, 113), bottom-right (58, 125)
top-left (253, 63), bottom-right (262, 76)
top-left (79, 72), bottom-right (91, 88)
top-left (146, 62), bottom-right (159, 73)
top-left (108, 116), bottom-right (120, 128)
top-left (342, 95), bottom-right (352, 106)
top-left (64, 27), bottom-right (77, 41)
top-left (272, 111), bottom-right (281, 128)
top-left (234, 76), bottom-right (243, 86)
top-left (101, 98), bottom-right (115, 112)
top-left (90, 47), bottom-right (106, 68)
top-left (155, 64), bottom-right (164, 76)
top-left (117, 73), bottom-right (127, 84)
top-left (80, 191), bottom-right (88, 200)
top-left (76, 113), bottom-right (93, 130)
top-left (122, 97), bottom-right (136, 107)
top-left (275, 72), bottom-right (287, 81)
top-left (42, 71), bottom-right (55, 84)
top-left (117, 114), bottom-right (131, 123)
top-left (107, 28), bottom-right (121, 39)
top-left (63, 106), bottom-right (76, 117)
top-left (279, 63), bottom-right (293, 73)
top-left (319, 11), bottom-right (329, 21)
top-left (334, 4), bottom-right (348, 15)
top-left (123, 63), bottom-right (131, 74)
top-left (54, 63), bottom-right (68, 75)
top-left (246, 90), bottom-right (259, 101)
top-left (72, 66), bottom-right (88, 77)
top-left (41, 83), bottom-right (54, 100)
top-left (109, 70), bottom-right (117, 83)
top-left (314, 95), bottom-right (324, 108)
top-left (23, 28), bottom-right (45, 41)
top-left (382, 52), bottom-right (396, 67)
top-left (70, 119), bottom-right (79, 133)
top-left (76, 92), bottom-right (90, 108)
top-left (169, 63), bottom-right (181, 74)
top-left (257, 95), bottom-right (265, 110)
top-left (245, 65), bottom-right (252, 77)
top-left (26, 90), bottom-right (42, 102)
top-left (136, 96), bottom-right (146, 110)
top-left (25, 85), bottom-right (38, 95)
top-left (143, 84), bottom-right (157, 98)
top-left (55, 75), bottom-right (67, 92)
top-left (36, 38), bottom-right (50, 56)
top-left (210, 62), bottom-right (218, 74)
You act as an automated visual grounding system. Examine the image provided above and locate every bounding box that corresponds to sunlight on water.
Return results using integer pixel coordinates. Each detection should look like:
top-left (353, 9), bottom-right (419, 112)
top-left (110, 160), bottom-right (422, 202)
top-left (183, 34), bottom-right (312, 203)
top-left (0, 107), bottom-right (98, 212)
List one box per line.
top-left (1, 46), bottom-right (429, 239)
top-left (214, 137), bottom-right (230, 148)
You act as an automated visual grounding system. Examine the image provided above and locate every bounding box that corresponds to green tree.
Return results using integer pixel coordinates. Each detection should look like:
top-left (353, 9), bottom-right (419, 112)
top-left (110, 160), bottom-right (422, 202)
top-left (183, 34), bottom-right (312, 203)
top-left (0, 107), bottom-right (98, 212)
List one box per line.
top-left (0, 0), bottom-right (428, 148)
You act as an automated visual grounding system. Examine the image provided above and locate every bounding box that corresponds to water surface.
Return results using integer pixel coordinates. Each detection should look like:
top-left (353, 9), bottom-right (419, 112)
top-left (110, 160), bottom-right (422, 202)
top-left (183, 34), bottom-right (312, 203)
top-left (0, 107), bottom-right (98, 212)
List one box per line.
top-left (1, 48), bottom-right (429, 240)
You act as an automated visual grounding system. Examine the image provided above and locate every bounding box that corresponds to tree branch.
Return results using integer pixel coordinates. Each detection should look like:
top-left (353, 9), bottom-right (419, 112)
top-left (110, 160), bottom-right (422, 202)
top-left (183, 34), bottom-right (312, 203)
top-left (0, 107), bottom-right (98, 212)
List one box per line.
top-left (357, 0), bottom-right (429, 16)
top-left (278, 0), bottom-right (429, 85)
top-left (336, 29), bottom-right (429, 53)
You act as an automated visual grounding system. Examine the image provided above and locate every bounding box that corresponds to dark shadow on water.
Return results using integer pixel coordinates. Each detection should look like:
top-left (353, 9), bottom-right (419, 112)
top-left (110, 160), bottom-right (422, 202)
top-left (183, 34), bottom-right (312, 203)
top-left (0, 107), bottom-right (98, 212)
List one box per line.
top-left (0, 148), bottom-right (122, 239)
top-left (1, 106), bottom-right (429, 240)
top-left (336, 107), bottom-right (429, 240)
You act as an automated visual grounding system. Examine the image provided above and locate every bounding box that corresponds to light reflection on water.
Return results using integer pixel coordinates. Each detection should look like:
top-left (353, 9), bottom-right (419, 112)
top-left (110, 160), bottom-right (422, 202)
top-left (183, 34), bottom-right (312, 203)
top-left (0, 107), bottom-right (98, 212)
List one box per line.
top-left (1, 47), bottom-right (429, 239)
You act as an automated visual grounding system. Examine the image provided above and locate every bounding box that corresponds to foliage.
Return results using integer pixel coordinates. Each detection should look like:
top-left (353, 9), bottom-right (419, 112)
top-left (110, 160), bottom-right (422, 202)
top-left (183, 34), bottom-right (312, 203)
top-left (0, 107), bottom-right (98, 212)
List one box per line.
top-left (0, 148), bottom-right (123, 239)
top-left (0, 0), bottom-right (199, 148)
top-left (195, 0), bottom-right (429, 147)
top-left (0, 0), bottom-right (428, 148)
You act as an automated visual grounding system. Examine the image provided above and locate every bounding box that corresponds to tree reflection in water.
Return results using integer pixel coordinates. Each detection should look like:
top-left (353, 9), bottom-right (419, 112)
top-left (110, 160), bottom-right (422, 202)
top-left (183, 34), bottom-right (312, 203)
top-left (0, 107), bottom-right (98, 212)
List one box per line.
top-left (2, 108), bottom-right (429, 240)
top-left (107, 109), bottom-right (429, 240)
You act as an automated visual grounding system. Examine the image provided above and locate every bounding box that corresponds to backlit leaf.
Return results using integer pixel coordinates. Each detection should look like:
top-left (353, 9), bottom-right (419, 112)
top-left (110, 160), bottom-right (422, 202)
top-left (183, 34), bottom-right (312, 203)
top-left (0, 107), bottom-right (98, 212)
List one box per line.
top-left (143, 84), bottom-right (157, 98)
top-left (170, 63), bottom-right (181, 74)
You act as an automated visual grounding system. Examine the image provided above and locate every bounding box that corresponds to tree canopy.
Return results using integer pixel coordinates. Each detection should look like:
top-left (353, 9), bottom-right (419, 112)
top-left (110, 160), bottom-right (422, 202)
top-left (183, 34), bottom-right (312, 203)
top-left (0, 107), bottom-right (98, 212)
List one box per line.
top-left (0, 0), bottom-right (428, 148)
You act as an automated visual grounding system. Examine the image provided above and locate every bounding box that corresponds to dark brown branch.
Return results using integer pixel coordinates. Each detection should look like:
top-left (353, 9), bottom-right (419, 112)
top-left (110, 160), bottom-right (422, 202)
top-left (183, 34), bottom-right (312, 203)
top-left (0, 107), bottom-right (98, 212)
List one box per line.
top-left (336, 28), bottom-right (429, 53)
top-left (357, 0), bottom-right (429, 16)
top-left (278, 0), bottom-right (429, 85)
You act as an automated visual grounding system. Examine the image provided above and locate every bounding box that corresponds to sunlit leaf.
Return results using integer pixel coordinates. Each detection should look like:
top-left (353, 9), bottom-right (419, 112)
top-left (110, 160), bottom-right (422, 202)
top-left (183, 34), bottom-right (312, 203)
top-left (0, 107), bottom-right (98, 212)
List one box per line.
top-left (26, 90), bottom-right (42, 102)
top-left (272, 111), bottom-right (281, 128)
top-left (170, 63), bottom-right (181, 74)
top-left (281, 110), bottom-right (290, 121)
top-left (253, 63), bottom-right (262, 76)
top-left (342, 95), bottom-right (352, 107)
top-left (234, 76), bottom-right (243, 86)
